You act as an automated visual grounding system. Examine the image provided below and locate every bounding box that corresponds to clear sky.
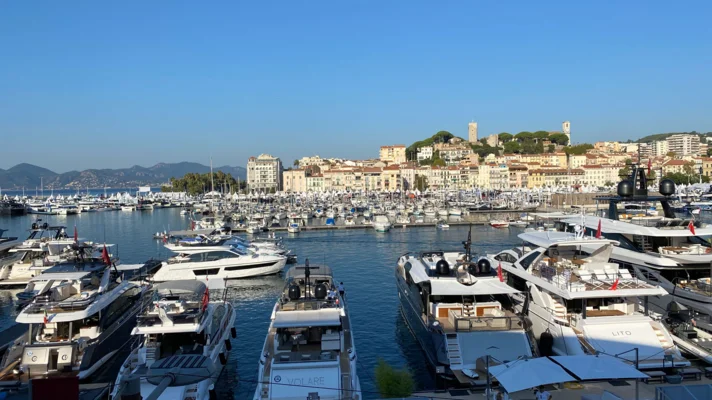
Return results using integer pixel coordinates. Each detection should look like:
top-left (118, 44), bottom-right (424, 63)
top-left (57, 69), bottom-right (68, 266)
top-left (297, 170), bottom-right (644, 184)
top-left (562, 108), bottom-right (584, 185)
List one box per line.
top-left (1, 1), bottom-right (710, 172)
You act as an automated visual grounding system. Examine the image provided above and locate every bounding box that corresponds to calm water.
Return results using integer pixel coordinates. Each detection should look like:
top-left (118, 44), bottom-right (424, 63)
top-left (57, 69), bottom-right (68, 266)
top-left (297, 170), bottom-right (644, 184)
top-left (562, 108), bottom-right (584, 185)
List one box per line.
top-left (0, 209), bottom-right (525, 399)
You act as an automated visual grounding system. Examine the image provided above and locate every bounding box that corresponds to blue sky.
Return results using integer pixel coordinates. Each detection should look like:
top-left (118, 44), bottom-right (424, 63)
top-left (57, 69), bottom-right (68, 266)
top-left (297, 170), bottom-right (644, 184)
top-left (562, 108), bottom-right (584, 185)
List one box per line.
top-left (1, 1), bottom-right (710, 172)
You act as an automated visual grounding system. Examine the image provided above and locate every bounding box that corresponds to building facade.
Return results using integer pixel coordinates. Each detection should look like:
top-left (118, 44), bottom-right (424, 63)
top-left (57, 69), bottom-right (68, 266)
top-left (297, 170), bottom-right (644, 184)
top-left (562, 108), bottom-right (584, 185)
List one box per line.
top-left (379, 145), bottom-right (407, 164)
top-left (417, 146), bottom-right (433, 163)
top-left (247, 154), bottom-right (283, 191)
top-left (468, 122), bottom-right (478, 143)
top-left (282, 169), bottom-right (306, 192)
top-left (667, 134), bottom-right (700, 156)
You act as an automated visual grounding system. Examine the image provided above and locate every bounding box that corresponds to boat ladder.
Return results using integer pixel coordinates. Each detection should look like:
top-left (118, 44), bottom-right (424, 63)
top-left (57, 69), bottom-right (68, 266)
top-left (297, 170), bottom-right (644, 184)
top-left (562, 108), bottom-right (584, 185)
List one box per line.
top-left (551, 297), bottom-right (567, 319)
top-left (462, 302), bottom-right (475, 318)
top-left (650, 324), bottom-right (674, 353)
top-left (633, 235), bottom-right (653, 252)
top-left (446, 334), bottom-right (462, 368)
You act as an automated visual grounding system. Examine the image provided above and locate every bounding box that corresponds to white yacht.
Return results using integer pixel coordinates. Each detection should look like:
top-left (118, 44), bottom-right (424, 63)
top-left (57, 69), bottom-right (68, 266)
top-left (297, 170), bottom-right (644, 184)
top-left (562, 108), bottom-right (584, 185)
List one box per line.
top-left (287, 219), bottom-right (301, 233)
top-left (111, 281), bottom-right (236, 400)
top-left (396, 239), bottom-right (535, 385)
top-left (561, 166), bottom-right (712, 314)
top-left (0, 259), bottom-right (147, 384)
top-left (254, 263), bottom-right (360, 399)
top-left (484, 230), bottom-right (690, 370)
top-left (373, 215), bottom-right (391, 233)
top-left (153, 248), bottom-right (287, 281)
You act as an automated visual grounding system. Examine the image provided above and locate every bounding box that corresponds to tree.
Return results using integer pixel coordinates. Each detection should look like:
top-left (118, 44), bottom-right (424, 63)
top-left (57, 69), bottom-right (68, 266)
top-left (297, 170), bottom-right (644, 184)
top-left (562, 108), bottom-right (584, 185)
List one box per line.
top-left (375, 359), bottom-right (414, 398)
top-left (293, 160), bottom-right (299, 167)
top-left (503, 141), bottom-right (521, 153)
top-left (683, 161), bottom-right (695, 176)
top-left (515, 131), bottom-right (533, 141)
top-left (648, 170), bottom-right (656, 180)
top-left (666, 151), bottom-right (676, 158)
top-left (604, 181), bottom-right (614, 187)
top-left (415, 175), bottom-right (428, 191)
top-left (533, 130), bottom-right (550, 141)
top-left (498, 132), bottom-right (513, 143)
top-left (549, 133), bottom-right (569, 146)
top-left (547, 144), bottom-right (556, 153)
top-left (564, 143), bottom-right (593, 155)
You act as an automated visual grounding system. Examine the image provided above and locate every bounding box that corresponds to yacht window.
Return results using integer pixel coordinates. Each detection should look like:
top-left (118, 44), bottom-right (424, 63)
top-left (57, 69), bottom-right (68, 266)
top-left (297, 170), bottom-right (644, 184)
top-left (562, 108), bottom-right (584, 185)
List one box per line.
top-left (687, 236), bottom-right (712, 248)
top-left (193, 268), bottom-right (220, 276)
top-left (518, 251), bottom-right (541, 270)
top-left (101, 287), bottom-right (142, 329)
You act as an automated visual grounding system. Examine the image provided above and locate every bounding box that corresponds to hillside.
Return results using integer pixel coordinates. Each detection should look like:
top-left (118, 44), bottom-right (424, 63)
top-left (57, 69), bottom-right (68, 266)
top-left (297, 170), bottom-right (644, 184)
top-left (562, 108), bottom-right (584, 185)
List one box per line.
top-left (0, 162), bottom-right (246, 189)
top-left (636, 131), bottom-right (712, 143)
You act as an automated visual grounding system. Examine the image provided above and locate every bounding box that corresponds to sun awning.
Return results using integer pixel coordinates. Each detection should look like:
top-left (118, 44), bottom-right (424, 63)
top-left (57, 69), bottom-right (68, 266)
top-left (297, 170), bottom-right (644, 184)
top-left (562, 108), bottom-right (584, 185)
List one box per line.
top-left (272, 309), bottom-right (341, 328)
top-left (550, 355), bottom-right (648, 380)
top-left (429, 279), bottom-right (520, 296)
top-left (30, 272), bottom-right (90, 281)
top-left (489, 358), bottom-right (575, 393)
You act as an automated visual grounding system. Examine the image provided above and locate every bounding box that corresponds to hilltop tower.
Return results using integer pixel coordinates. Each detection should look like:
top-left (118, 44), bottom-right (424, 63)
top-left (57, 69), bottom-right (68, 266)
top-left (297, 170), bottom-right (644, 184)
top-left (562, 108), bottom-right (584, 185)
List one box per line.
top-left (562, 121), bottom-right (571, 145)
top-left (468, 121), bottom-right (478, 143)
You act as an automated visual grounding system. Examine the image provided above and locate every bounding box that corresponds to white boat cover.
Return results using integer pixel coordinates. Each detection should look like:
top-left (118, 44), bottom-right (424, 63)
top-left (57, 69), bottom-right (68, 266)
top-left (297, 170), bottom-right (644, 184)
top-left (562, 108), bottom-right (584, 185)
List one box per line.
top-left (30, 272), bottom-right (90, 281)
top-left (549, 355), bottom-right (647, 380)
top-left (429, 279), bottom-right (519, 296)
top-left (489, 358), bottom-right (575, 393)
top-left (273, 309), bottom-right (340, 328)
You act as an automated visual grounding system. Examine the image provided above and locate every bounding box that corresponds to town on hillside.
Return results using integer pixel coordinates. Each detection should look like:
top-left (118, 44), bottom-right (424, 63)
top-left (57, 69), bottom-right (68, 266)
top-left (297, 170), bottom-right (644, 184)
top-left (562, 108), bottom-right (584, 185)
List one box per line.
top-left (242, 121), bottom-right (712, 193)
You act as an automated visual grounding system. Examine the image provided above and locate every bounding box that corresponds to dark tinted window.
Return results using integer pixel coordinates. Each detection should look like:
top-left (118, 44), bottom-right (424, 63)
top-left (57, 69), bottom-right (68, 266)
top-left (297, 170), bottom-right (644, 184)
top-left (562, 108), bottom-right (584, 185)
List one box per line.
top-left (193, 268), bottom-right (220, 276)
top-left (518, 251), bottom-right (541, 270)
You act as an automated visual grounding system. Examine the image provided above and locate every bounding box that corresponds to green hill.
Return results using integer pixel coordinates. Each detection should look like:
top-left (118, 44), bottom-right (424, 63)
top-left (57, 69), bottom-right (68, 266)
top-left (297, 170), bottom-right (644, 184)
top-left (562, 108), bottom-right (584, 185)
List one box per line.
top-left (636, 131), bottom-right (712, 143)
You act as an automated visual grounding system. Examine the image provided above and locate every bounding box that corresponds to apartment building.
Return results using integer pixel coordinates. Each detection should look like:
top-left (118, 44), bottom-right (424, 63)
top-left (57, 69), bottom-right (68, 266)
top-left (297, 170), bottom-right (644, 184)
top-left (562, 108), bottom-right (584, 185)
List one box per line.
top-left (247, 153), bottom-right (283, 191)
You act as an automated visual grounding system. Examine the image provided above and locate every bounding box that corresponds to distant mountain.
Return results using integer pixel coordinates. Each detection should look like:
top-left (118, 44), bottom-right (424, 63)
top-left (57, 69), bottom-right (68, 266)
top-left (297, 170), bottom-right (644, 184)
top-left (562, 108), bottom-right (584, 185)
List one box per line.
top-left (0, 162), bottom-right (246, 189)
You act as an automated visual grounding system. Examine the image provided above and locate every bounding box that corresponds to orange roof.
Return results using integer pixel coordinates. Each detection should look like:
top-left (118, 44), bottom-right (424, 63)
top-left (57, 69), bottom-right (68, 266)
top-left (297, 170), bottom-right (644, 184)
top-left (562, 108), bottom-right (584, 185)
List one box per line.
top-left (664, 160), bottom-right (688, 166)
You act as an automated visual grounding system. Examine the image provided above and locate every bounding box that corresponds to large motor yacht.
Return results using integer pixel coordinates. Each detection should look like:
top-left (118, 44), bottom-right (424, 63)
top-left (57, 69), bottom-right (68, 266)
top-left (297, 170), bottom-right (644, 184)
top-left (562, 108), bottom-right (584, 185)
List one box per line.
top-left (560, 165), bottom-right (712, 314)
top-left (111, 280), bottom-right (236, 400)
top-left (254, 262), bottom-right (360, 400)
top-left (396, 233), bottom-right (536, 385)
top-left (484, 230), bottom-right (690, 370)
top-left (0, 221), bottom-right (97, 286)
top-left (153, 247), bottom-right (287, 282)
top-left (0, 258), bottom-right (147, 384)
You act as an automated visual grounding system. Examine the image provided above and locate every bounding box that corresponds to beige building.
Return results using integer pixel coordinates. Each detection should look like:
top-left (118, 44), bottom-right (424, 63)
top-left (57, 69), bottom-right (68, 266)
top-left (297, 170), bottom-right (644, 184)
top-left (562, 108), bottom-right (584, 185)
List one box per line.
top-left (379, 145), bottom-right (407, 164)
top-left (297, 155), bottom-right (326, 167)
top-left (282, 169), bottom-right (306, 192)
top-left (667, 134), bottom-right (700, 156)
top-left (247, 153), bottom-right (283, 191)
top-left (485, 134), bottom-right (499, 147)
top-left (468, 122), bottom-right (478, 143)
top-left (306, 174), bottom-right (326, 192)
top-left (528, 168), bottom-right (584, 188)
top-left (653, 140), bottom-right (669, 157)
top-left (508, 164), bottom-right (528, 188)
top-left (582, 164), bottom-right (619, 187)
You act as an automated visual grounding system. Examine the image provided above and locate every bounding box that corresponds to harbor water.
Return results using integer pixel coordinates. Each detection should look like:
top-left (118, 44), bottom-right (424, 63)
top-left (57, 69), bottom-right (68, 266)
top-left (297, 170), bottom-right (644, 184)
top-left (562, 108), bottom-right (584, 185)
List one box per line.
top-left (0, 208), bottom-right (528, 398)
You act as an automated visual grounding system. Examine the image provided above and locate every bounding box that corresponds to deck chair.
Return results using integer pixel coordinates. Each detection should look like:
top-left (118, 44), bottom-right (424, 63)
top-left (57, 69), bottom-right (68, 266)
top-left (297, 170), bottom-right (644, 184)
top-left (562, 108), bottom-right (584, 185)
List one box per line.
top-left (575, 269), bottom-right (593, 281)
top-left (592, 269), bottom-right (609, 280)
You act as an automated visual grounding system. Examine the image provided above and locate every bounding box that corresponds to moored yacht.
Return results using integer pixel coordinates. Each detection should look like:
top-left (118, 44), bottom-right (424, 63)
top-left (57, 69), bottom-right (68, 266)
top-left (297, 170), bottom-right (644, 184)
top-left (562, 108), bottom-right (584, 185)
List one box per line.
top-left (110, 280), bottom-right (236, 400)
top-left (484, 230), bottom-right (690, 369)
top-left (373, 215), bottom-right (391, 232)
top-left (254, 262), bottom-right (360, 399)
top-left (0, 258), bottom-right (147, 384)
top-left (396, 233), bottom-right (536, 385)
top-left (153, 247), bottom-right (287, 282)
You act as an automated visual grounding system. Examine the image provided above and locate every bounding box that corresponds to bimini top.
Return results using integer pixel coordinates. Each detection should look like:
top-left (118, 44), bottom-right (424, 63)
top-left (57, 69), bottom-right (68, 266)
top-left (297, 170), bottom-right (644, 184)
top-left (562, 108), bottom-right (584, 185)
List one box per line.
top-left (154, 280), bottom-right (207, 298)
top-left (285, 264), bottom-right (333, 280)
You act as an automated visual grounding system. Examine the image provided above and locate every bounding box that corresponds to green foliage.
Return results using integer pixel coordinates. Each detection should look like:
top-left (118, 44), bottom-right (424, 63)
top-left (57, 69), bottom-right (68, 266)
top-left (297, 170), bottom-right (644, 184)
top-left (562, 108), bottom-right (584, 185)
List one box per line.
top-left (564, 143), bottom-right (593, 155)
top-left (161, 171), bottom-right (243, 195)
top-left (293, 160), bottom-right (299, 167)
top-left (418, 150), bottom-right (446, 167)
top-left (406, 131), bottom-right (458, 160)
top-left (547, 144), bottom-right (556, 153)
top-left (374, 359), bottom-right (414, 398)
top-left (471, 144), bottom-right (500, 158)
top-left (707, 148), bottom-right (712, 157)
top-left (415, 175), bottom-right (428, 191)
top-left (498, 132), bottom-right (513, 143)
top-left (533, 130), bottom-right (550, 140)
top-left (515, 131), bottom-right (533, 140)
top-left (663, 172), bottom-right (709, 184)
top-left (549, 133), bottom-right (570, 146)
top-left (503, 141), bottom-right (521, 153)
top-left (636, 131), bottom-right (712, 143)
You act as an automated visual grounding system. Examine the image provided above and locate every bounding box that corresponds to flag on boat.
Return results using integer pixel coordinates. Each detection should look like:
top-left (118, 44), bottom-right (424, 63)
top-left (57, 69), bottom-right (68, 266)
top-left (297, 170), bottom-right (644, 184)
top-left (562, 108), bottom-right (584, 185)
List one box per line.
top-left (647, 159), bottom-right (652, 175)
top-left (497, 261), bottom-right (504, 282)
top-left (101, 245), bottom-right (111, 265)
top-left (595, 219), bottom-right (602, 239)
top-left (43, 309), bottom-right (49, 325)
top-left (190, 221), bottom-right (196, 231)
top-left (201, 286), bottom-right (210, 312)
top-left (610, 278), bottom-right (619, 291)
top-left (688, 220), bottom-right (696, 235)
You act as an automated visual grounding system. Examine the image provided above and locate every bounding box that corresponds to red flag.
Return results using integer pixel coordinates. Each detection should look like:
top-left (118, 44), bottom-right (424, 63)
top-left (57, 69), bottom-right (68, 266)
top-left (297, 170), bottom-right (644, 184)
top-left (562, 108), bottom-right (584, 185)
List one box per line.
top-left (689, 220), bottom-right (696, 235)
top-left (497, 261), bottom-right (504, 282)
top-left (43, 309), bottom-right (49, 325)
top-left (595, 219), bottom-right (602, 239)
top-left (647, 159), bottom-right (652, 175)
top-left (610, 278), bottom-right (619, 291)
top-left (190, 221), bottom-right (196, 231)
top-left (101, 245), bottom-right (111, 265)
top-left (201, 286), bottom-right (210, 312)
top-left (162, 235), bottom-right (168, 244)
top-left (74, 225), bottom-right (78, 243)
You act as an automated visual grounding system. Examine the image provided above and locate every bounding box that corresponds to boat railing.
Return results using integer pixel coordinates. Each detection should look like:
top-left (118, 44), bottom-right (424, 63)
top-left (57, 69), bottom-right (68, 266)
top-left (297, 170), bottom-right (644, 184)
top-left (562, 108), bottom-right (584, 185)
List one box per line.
top-left (450, 311), bottom-right (524, 332)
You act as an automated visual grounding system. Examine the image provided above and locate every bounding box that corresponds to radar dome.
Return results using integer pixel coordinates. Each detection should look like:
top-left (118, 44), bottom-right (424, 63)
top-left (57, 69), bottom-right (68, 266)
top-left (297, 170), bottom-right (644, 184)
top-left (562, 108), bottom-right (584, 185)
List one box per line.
top-left (617, 180), bottom-right (634, 197)
top-left (659, 179), bottom-right (675, 196)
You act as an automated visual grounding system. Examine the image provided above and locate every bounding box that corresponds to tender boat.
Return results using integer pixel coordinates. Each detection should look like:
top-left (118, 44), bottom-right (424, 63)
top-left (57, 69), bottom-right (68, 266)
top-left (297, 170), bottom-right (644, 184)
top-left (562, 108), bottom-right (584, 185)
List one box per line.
top-left (663, 301), bottom-right (712, 364)
top-left (396, 232), bottom-right (536, 385)
top-left (485, 230), bottom-right (690, 369)
top-left (111, 281), bottom-right (236, 400)
top-left (287, 220), bottom-right (301, 233)
top-left (373, 215), bottom-right (391, 233)
top-left (436, 220), bottom-right (449, 230)
top-left (0, 258), bottom-right (147, 384)
top-left (489, 220), bottom-right (509, 228)
top-left (254, 262), bottom-right (360, 399)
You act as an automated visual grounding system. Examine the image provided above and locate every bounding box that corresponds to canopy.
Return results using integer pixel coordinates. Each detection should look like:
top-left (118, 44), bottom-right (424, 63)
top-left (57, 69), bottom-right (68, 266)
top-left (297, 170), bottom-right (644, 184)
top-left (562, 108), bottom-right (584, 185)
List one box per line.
top-left (489, 358), bottom-right (575, 393)
top-left (272, 309), bottom-right (341, 328)
top-left (429, 279), bottom-right (520, 296)
top-left (490, 356), bottom-right (647, 393)
top-left (550, 355), bottom-right (647, 380)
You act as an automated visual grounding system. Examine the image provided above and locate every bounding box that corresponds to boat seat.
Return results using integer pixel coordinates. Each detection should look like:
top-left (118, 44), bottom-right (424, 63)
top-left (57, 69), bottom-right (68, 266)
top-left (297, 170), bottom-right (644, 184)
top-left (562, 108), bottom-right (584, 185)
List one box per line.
top-left (592, 269), bottom-right (608, 280)
top-left (619, 270), bottom-right (634, 280)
